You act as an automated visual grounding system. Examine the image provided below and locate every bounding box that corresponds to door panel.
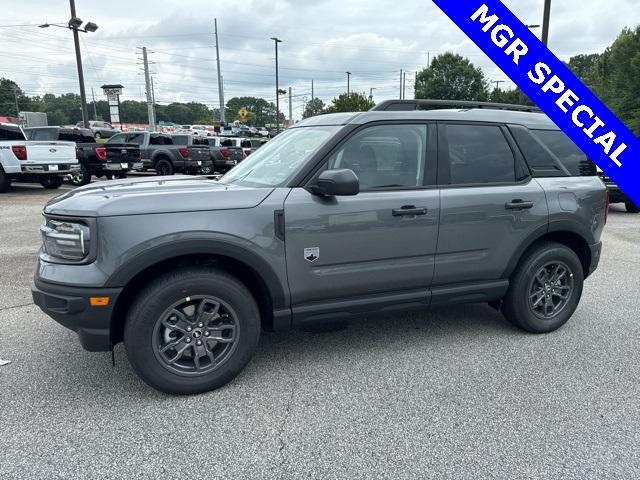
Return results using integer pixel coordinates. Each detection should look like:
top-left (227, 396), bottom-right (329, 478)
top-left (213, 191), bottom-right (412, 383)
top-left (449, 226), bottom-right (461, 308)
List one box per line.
top-left (433, 181), bottom-right (548, 285)
top-left (284, 188), bottom-right (440, 305)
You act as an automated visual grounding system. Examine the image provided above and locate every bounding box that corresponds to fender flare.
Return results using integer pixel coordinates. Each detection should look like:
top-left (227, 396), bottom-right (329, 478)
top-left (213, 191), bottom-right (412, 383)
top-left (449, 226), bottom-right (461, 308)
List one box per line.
top-left (502, 219), bottom-right (595, 278)
top-left (105, 235), bottom-right (287, 308)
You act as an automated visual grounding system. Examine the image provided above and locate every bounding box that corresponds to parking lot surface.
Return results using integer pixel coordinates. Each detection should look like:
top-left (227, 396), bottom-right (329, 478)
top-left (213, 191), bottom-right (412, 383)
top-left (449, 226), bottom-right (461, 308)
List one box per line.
top-left (1, 182), bottom-right (639, 479)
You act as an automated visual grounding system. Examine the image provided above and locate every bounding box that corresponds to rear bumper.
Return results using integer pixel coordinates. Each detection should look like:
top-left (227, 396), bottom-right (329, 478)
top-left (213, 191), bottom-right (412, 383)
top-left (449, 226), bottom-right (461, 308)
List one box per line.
top-left (588, 241), bottom-right (602, 276)
top-left (21, 164), bottom-right (80, 174)
top-left (31, 278), bottom-right (121, 352)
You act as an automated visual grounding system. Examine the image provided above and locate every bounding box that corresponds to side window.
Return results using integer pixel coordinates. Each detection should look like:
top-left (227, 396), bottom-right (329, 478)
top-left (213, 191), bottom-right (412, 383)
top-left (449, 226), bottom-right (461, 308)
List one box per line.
top-left (107, 133), bottom-right (127, 144)
top-left (221, 139), bottom-right (233, 147)
top-left (442, 124), bottom-right (515, 184)
top-left (532, 130), bottom-right (597, 176)
top-left (326, 124), bottom-right (427, 190)
top-left (172, 135), bottom-right (188, 146)
top-left (127, 133), bottom-right (145, 145)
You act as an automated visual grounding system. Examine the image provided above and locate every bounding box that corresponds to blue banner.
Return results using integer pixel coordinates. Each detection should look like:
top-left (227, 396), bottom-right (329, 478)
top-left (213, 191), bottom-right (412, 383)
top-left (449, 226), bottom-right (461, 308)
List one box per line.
top-left (432, 0), bottom-right (640, 205)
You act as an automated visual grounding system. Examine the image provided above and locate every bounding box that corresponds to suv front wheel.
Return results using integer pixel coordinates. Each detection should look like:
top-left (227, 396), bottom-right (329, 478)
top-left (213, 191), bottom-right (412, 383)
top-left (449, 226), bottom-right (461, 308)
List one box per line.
top-left (502, 242), bottom-right (584, 333)
top-left (124, 267), bottom-right (261, 394)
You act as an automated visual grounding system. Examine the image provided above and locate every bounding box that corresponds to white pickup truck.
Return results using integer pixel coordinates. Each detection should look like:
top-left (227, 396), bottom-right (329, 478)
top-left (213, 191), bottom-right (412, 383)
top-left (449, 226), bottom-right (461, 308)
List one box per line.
top-left (0, 123), bottom-right (79, 192)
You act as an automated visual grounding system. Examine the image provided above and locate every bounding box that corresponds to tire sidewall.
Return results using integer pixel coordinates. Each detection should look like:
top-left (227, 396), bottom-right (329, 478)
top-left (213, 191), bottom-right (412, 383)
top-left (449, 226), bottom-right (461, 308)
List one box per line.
top-left (506, 244), bottom-right (584, 333)
top-left (124, 269), bottom-right (260, 394)
top-left (0, 167), bottom-right (10, 193)
top-left (155, 159), bottom-right (173, 176)
top-left (40, 176), bottom-right (63, 189)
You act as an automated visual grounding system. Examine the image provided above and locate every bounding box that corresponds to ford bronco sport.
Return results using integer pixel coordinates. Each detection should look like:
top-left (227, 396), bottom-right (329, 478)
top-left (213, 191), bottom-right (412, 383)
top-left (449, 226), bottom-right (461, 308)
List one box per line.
top-left (32, 100), bottom-right (607, 394)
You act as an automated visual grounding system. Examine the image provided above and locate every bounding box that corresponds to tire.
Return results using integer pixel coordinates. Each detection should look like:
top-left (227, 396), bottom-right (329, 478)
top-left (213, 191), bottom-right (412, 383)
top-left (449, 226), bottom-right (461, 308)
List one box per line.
top-left (154, 158), bottom-right (174, 176)
top-left (502, 241), bottom-right (583, 333)
top-left (0, 167), bottom-right (11, 193)
top-left (69, 165), bottom-right (91, 186)
top-left (40, 176), bottom-right (63, 189)
top-left (625, 201), bottom-right (640, 214)
top-left (116, 172), bottom-right (127, 179)
top-left (124, 267), bottom-right (261, 395)
top-left (94, 132), bottom-right (102, 140)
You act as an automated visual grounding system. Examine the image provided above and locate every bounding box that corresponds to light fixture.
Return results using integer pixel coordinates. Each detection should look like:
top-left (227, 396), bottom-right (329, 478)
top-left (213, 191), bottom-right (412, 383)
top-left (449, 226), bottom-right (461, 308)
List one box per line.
top-left (68, 16), bottom-right (83, 29)
top-left (84, 22), bottom-right (98, 32)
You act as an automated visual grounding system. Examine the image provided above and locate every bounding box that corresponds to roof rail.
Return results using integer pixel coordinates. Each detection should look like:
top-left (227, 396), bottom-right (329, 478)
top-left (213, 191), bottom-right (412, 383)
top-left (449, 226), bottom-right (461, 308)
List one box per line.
top-left (370, 99), bottom-right (541, 113)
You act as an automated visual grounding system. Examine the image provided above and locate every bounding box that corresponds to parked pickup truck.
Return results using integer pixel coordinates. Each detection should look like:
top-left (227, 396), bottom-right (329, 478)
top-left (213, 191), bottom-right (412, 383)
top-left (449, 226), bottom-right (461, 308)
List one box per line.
top-left (0, 123), bottom-right (78, 192)
top-left (107, 132), bottom-right (210, 176)
top-left (25, 126), bottom-right (142, 186)
top-left (199, 136), bottom-right (246, 173)
top-left (170, 134), bottom-right (215, 174)
top-left (597, 168), bottom-right (639, 213)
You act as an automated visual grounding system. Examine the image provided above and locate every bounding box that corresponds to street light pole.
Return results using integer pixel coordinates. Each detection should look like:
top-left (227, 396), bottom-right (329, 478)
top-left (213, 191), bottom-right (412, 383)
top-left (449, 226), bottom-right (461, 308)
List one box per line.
top-left (271, 37), bottom-right (282, 133)
top-left (346, 71), bottom-right (352, 95)
top-left (69, 0), bottom-right (90, 128)
top-left (541, 0), bottom-right (551, 46)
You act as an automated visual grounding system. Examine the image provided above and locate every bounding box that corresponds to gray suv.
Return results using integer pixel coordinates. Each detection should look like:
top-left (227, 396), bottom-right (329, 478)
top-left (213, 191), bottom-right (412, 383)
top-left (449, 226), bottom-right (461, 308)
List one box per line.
top-left (33, 100), bottom-right (607, 394)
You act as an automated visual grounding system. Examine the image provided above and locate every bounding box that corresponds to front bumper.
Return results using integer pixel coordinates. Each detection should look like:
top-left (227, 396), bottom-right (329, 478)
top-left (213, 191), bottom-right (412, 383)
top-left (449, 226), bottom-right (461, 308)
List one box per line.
top-left (21, 164), bottom-right (80, 174)
top-left (31, 278), bottom-right (122, 351)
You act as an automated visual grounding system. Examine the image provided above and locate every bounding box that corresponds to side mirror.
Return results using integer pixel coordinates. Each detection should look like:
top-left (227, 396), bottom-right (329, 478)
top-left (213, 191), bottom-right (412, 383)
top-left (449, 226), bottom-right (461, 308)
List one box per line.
top-left (310, 169), bottom-right (359, 197)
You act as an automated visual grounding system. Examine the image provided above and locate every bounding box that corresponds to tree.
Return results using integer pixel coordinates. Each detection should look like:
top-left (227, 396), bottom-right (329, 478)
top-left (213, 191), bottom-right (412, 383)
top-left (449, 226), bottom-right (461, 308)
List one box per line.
top-left (325, 92), bottom-right (374, 113)
top-left (225, 96), bottom-right (283, 126)
top-left (303, 97), bottom-right (325, 118)
top-left (415, 52), bottom-right (489, 101)
top-left (489, 87), bottom-right (534, 106)
top-left (566, 53), bottom-right (601, 87)
top-left (0, 78), bottom-right (22, 116)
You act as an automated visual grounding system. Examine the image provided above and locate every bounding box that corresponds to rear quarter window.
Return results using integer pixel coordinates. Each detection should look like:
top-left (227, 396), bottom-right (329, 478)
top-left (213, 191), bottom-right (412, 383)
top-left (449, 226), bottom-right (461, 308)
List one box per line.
top-left (532, 130), bottom-right (596, 176)
top-left (0, 125), bottom-right (26, 141)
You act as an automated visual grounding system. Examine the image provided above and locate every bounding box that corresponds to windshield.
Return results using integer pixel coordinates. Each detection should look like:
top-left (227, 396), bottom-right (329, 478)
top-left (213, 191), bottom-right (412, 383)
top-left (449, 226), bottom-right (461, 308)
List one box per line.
top-left (220, 126), bottom-right (340, 187)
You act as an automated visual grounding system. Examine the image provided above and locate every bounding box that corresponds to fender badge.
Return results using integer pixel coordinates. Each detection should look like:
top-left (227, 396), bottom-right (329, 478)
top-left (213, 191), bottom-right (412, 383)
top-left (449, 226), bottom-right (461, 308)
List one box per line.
top-left (304, 247), bottom-right (319, 263)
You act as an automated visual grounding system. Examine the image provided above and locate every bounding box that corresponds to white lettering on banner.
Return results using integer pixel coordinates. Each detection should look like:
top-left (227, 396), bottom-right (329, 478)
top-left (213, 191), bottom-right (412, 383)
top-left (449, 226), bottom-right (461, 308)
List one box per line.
top-left (470, 3), bottom-right (628, 168)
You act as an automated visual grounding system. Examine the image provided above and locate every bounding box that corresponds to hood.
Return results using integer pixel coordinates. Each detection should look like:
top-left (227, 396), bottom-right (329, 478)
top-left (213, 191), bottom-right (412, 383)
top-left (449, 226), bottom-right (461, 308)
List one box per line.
top-left (44, 176), bottom-right (274, 217)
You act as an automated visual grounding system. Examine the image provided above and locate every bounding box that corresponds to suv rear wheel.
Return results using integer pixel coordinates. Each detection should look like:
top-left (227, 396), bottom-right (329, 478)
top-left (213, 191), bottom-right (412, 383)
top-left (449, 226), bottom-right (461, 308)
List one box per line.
top-left (124, 267), bottom-right (261, 394)
top-left (502, 241), bottom-right (583, 333)
top-left (625, 201), bottom-right (640, 214)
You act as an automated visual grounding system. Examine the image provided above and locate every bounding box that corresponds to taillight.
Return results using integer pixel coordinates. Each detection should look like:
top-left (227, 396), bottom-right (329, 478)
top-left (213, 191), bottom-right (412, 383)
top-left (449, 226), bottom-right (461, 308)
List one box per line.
top-left (95, 147), bottom-right (107, 161)
top-left (243, 148), bottom-right (252, 156)
top-left (220, 147), bottom-right (230, 158)
top-left (76, 147), bottom-right (80, 160)
top-left (11, 145), bottom-right (27, 161)
top-left (179, 147), bottom-right (189, 158)
top-left (604, 190), bottom-right (610, 224)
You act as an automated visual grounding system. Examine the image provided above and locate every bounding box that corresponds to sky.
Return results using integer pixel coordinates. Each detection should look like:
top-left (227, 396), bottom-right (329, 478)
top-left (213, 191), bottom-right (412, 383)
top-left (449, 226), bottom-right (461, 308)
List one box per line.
top-left (1, 0), bottom-right (638, 120)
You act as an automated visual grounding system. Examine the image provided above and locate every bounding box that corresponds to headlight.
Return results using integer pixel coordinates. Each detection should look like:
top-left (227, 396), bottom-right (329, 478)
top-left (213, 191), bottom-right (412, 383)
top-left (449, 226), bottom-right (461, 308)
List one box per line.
top-left (40, 219), bottom-right (90, 261)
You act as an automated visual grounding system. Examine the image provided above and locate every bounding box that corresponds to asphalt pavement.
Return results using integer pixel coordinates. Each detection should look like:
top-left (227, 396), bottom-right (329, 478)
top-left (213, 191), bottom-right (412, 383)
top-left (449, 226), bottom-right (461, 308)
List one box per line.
top-left (1, 182), bottom-right (639, 479)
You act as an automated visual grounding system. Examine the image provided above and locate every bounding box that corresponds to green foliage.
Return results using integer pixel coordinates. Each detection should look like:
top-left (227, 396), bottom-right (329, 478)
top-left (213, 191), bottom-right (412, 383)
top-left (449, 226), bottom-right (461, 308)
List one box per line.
top-left (225, 96), bottom-right (283, 126)
top-left (325, 92), bottom-right (374, 113)
top-left (303, 98), bottom-right (326, 118)
top-left (415, 53), bottom-right (489, 101)
top-left (489, 87), bottom-right (534, 106)
top-left (566, 54), bottom-right (601, 87)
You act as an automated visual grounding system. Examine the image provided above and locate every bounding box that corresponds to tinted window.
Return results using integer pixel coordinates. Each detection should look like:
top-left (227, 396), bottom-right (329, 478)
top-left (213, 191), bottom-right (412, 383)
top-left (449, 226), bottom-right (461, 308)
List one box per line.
top-left (59, 130), bottom-right (95, 143)
top-left (107, 133), bottom-right (127, 144)
top-left (172, 135), bottom-right (188, 145)
top-left (149, 135), bottom-right (172, 145)
top-left (0, 125), bottom-right (26, 141)
top-left (327, 124), bottom-right (427, 190)
top-left (221, 139), bottom-right (234, 147)
top-left (442, 124), bottom-right (515, 184)
top-left (533, 130), bottom-right (596, 176)
top-left (127, 133), bottom-right (146, 145)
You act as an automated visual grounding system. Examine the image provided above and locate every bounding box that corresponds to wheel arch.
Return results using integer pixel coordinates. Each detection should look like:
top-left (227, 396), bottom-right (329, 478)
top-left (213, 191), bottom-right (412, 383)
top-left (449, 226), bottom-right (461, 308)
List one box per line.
top-left (504, 222), bottom-right (595, 280)
top-left (108, 239), bottom-right (288, 345)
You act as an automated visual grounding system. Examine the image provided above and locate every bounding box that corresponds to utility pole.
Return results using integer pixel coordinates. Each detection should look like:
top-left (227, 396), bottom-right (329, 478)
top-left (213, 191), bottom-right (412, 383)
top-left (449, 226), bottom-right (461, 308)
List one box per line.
top-left (402, 71), bottom-right (407, 100)
top-left (399, 69), bottom-right (403, 99)
top-left (493, 80), bottom-right (505, 90)
top-left (288, 87), bottom-right (293, 127)
top-left (311, 79), bottom-right (314, 100)
top-left (541, 0), bottom-right (551, 46)
top-left (369, 87), bottom-right (376, 101)
top-left (151, 76), bottom-right (156, 125)
top-left (141, 47), bottom-right (156, 131)
top-left (214, 19), bottom-right (225, 124)
top-left (91, 87), bottom-right (98, 119)
top-left (69, 0), bottom-right (90, 128)
top-left (427, 51), bottom-right (431, 67)
top-left (270, 37), bottom-right (282, 132)
top-left (13, 86), bottom-right (20, 117)
top-left (346, 71), bottom-right (352, 95)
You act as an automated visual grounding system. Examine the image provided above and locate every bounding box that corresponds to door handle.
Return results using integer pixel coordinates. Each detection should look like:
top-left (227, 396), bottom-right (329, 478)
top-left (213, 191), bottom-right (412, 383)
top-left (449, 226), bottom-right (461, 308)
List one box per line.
top-left (505, 199), bottom-right (535, 210)
top-left (392, 205), bottom-right (428, 216)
